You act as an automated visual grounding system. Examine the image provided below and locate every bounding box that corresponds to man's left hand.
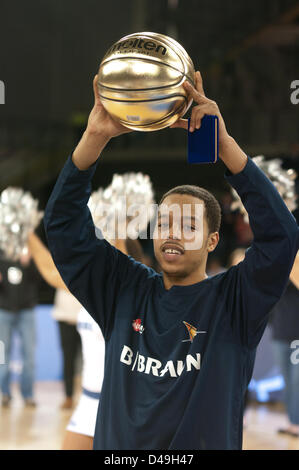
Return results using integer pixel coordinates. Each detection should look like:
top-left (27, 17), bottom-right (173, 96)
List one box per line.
top-left (171, 71), bottom-right (231, 152)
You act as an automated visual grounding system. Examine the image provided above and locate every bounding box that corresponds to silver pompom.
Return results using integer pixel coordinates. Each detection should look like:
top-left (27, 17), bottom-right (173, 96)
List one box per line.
top-left (0, 187), bottom-right (44, 260)
top-left (88, 172), bottom-right (155, 239)
top-left (230, 156), bottom-right (297, 222)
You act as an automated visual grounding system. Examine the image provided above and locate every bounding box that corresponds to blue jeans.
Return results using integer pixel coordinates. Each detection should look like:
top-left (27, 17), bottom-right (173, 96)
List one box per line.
top-left (0, 308), bottom-right (36, 399)
top-left (272, 339), bottom-right (299, 425)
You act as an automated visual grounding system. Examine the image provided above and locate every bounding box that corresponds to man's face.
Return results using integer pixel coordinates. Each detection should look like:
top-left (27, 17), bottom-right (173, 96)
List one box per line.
top-left (153, 194), bottom-right (218, 279)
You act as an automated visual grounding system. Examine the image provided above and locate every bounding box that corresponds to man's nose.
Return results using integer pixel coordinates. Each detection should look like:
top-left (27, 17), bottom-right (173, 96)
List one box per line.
top-left (168, 221), bottom-right (181, 240)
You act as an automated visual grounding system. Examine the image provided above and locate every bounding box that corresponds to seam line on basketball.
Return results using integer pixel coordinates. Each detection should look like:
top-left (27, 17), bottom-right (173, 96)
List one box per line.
top-left (98, 94), bottom-right (188, 103)
top-left (119, 100), bottom-right (187, 127)
top-left (99, 80), bottom-right (182, 92)
top-left (100, 54), bottom-right (185, 76)
top-left (99, 56), bottom-right (195, 89)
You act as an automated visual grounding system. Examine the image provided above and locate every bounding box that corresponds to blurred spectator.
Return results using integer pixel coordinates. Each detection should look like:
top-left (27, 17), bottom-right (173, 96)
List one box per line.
top-left (228, 248), bottom-right (247, 267)
top-left (207, 256), bottom-right (225, 276)
top-left (228, 248), bottom-right (249, 424)
top-left (233, 213), bottom-right (253, 246)
top-left (281, 144), bottom-right (299, 225)
top-left (0, 248), bottom-right (40, 407)
top-left (269, 251), bottom-right (299, 438)
top-left (52, 289), bottom-right (82, 410)
top-left (27, 232), bottom-right (82, 410)
top-left (215, 192), bottom-right (237, 265)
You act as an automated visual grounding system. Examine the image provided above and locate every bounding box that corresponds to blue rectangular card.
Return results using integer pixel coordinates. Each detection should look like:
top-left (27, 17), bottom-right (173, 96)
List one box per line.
top-left (187, 115), bottom-right (219, 164)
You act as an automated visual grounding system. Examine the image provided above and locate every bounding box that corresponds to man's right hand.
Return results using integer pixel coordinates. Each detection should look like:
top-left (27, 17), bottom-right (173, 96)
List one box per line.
top-left (73, 75), bottom-right (131, 170)
top-left (87, 74), bottom-right (131, 139)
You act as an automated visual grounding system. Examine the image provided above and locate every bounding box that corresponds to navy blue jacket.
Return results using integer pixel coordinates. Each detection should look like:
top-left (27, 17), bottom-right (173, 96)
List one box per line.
top-left (44, 154), bottom-right (298, 450)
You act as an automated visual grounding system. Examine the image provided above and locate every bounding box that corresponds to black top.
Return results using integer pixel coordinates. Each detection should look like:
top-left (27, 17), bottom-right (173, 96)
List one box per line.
top-left (0, 256), bottom-right (40, 312)
top-left (44, 154), bottom-right (299, 450)
top-left (270, 281), bottom-right (299, 341)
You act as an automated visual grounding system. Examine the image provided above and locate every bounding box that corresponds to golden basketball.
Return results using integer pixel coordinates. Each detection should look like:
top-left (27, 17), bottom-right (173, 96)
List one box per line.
top-left (97, 32), bottom-right (195, 131)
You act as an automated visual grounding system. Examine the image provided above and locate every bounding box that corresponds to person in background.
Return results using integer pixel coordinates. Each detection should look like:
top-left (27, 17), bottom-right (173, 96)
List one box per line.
top-left (27, 233), bottom-right (82, 410)
top-left (52, 289), bottom-right (82, 409)
top-left (234, 212), bottom-right (253, 246)
top-left (206, 255), bottom-right (225, 276)
top-left (270, 251), bottom-right (299, 438)
top-left (228, 248), bottom-right (247, 268)
top-left (0, 248), bottom-right (40, 407)
top-left (228, 248), bottom-right (248, 424)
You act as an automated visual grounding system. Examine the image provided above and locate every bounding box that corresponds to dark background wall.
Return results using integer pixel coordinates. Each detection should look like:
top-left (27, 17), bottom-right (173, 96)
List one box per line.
top-left (0, 0), bottom-right (298, 301)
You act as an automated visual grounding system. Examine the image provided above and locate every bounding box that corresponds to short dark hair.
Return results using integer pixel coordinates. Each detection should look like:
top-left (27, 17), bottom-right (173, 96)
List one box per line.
top-left (159, 185), bottom-right (221, 233)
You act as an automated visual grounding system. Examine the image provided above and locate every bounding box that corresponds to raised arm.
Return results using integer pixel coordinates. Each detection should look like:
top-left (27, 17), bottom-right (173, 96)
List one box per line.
top-left (72, 75), bottom-right (130, 170)
top-left (173, 72), bottom-right (299, 347)
top-left (28, 232), bottom-right (67, 290)
top-left (224, 158), bottom-right (298, 347)
top-left (44, 76), bottom-right (152, 337)
top-left (171, 70), bottom-right (248, 175)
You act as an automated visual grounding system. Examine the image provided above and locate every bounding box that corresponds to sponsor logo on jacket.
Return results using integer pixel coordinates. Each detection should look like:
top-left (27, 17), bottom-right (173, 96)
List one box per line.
top-left (120, 345), bottom-right (201, 378)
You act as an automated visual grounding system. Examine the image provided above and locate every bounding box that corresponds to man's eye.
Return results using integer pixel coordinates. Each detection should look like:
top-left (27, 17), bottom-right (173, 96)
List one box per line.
top-left (183, 225), bottom-right (196, 232)
top-left (158, 222), bottom-right (169, 229)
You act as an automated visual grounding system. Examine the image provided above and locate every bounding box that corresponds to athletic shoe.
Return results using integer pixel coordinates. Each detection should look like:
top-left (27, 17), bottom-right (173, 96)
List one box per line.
top-left (277, 428), bottom-right (299, 438)
top-left (60, 397), bottom-right (73, 409)
top-left (1, 395), bottom-right (11, 407)
top-left (24, 398), bottom-right (37, 408)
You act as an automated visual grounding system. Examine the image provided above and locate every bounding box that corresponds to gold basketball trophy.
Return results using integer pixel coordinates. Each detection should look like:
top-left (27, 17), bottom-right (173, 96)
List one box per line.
top-left (97, 32), bottom-right (195, 131)
top-left (98, 32), bottom-right (218, 163)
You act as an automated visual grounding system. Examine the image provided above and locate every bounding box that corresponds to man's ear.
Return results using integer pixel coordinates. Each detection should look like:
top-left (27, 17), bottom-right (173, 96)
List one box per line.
top-left (207, 232), bottom-right (219, 253)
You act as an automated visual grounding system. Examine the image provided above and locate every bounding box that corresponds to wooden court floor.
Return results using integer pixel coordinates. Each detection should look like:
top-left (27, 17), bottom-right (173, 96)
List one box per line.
top-left (0, 382), bottom-right (298, 450)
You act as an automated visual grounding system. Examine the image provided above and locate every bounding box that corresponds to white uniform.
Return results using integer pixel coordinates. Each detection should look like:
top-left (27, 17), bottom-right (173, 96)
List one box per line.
top-left (67, 308), bottom-right (105, 437)
top-left (52, 288), bottom-right (82, 324)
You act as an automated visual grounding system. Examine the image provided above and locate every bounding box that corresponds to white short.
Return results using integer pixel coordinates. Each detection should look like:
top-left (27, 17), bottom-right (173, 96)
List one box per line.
top-left (67, 392), bottom-right (100, 437)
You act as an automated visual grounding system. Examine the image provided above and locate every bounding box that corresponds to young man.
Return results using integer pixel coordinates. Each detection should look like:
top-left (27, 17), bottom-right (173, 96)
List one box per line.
top-left (44, 72), bottom-right (298, 450)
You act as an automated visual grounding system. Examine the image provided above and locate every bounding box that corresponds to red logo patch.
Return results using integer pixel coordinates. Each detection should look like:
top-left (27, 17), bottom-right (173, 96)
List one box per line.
top-left (132, 319), bottom-right (145, 334)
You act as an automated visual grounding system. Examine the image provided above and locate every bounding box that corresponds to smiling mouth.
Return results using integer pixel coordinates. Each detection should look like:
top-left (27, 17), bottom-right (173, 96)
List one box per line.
top-left (161, 243), bottom-right (185, 256)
